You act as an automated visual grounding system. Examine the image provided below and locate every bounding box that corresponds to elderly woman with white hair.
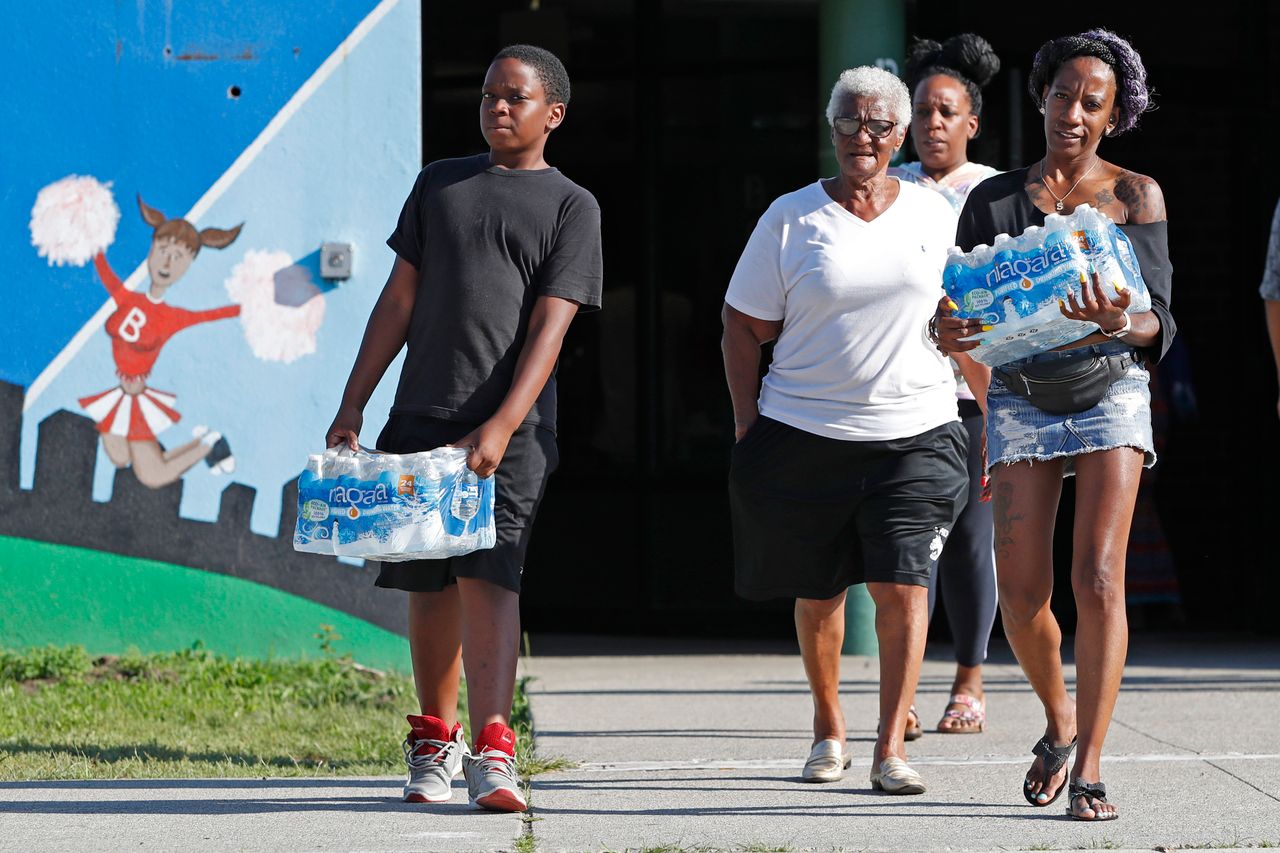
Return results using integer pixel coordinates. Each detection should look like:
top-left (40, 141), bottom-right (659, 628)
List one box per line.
top-left (722, 65), bottom-right (984, 794)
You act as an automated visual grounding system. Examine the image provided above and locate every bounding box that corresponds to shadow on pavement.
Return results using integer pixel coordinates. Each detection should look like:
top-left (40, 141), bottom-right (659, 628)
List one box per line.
top-left (532, 672), bottom-right (1280, 698)
top-left (536, 728), bottom-right (814, 739)
top-left (525, 801), bottom-right (1060, 821)
top-left (0, 796), bottom-right (510, 816)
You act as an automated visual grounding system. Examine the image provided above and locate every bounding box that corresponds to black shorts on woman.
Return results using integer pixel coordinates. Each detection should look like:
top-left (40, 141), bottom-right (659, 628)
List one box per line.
top-left (729, 416), bottom-right (969, 601)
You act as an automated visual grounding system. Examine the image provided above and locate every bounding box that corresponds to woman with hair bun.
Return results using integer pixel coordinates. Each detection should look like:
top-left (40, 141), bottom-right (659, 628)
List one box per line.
top-left (893, 33), bottom-right (1001, 211)
top-left (890, 32), bottom-right (1002, 742)
top-left (933, 29), bottom-right (1173, 822)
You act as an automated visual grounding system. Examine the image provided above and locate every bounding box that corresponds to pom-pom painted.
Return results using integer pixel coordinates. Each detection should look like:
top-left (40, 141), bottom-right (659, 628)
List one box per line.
top-left (30, 175), bottom-right (121, 267)
top-left (225, 249), bottom-right (326, 364)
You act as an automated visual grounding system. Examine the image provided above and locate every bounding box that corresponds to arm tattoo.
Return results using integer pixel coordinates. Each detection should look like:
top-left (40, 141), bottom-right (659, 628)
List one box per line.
top-left (1114, 171), bottom-right (1167, 223)
top-left (992, 481), bottom-right (1023, 563)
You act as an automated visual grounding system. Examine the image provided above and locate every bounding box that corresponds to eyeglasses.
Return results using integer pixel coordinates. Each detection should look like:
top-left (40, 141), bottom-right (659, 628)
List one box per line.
top-left (832, 117), bottom-right (897, 138)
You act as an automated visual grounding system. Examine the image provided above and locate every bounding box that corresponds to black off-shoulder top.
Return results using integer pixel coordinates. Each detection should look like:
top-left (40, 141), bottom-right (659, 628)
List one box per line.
top-left (955, 168), bottom-right (1176, 363)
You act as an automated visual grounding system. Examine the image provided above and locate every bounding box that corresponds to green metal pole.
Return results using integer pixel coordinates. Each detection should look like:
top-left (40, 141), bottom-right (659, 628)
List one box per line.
top-left (818, 0), bottom-right (905, 657)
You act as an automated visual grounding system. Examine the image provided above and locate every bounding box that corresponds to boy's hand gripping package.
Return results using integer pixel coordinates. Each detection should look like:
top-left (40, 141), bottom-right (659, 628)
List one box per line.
top-left (943, 204), bottom-right (1150, 366)
top-left (293, 446), bottom-right (496, 561)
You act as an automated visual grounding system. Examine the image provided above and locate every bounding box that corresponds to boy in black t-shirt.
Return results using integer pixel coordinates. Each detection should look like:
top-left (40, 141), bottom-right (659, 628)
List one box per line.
top-left (326, 44), bottom-right (602, 813)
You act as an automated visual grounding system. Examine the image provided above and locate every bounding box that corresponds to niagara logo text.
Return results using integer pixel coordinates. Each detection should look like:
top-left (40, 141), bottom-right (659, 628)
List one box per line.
top-left (984, 243), bottom-right (1070, 288)
top-left (328, 484), bottom-right (390, 507)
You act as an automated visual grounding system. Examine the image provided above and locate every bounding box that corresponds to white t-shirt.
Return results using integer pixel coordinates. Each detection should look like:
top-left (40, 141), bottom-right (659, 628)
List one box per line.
top-left (725, 178), bottom-right (959, 441)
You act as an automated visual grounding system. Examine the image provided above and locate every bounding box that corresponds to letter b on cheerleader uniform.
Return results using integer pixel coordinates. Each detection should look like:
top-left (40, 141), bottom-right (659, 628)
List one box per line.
top-left (117, 307), bottom-right (147, 343)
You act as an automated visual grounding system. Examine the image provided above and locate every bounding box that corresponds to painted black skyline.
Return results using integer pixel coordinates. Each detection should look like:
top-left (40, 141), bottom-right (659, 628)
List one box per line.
top-left (0, 381), bottom-right (407, 636)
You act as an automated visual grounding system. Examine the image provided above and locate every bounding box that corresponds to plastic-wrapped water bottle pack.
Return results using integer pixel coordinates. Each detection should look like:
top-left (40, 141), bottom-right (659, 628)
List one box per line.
top-left (943, 204), bottom-right (1150, 366)
top-left (293, 446), bottom-right (495, 562)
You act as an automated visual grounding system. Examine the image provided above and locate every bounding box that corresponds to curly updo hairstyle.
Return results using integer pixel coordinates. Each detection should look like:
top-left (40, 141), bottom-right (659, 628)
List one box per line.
top-left (904, 33), bottom-right (1001, 119)
top-left (1027, 29), bottom-right (1153, 135)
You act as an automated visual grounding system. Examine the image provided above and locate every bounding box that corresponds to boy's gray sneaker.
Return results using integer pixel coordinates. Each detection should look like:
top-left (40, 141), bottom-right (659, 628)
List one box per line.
top-left (402, 715), bottom-right (468, 803)
top-left (464, 723), bottom-right (526, 812)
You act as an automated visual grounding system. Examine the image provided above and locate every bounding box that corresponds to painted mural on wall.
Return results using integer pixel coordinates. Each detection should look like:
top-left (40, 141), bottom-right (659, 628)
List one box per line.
top-left (58, 190), bottom-right (244, 486)
top-left (0, 0), bottom-right (420, 669)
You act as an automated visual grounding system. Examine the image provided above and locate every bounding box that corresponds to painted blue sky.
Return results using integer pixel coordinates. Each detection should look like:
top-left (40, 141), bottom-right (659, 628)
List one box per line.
top-left (2, 0), bottom-right (382, 387)
top-left (11, 0), bottom-right (421, 536)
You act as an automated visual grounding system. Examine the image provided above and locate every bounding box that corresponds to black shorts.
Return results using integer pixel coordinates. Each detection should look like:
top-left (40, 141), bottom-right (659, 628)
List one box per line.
top-left (373, 415), bottom-right (558, 594)
top-left (728, 417), bottom-right (969, 601)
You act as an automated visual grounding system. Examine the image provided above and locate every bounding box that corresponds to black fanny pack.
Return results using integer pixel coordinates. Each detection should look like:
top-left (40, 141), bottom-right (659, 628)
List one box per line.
top-left (994, 350), bottom-right (1139, 415)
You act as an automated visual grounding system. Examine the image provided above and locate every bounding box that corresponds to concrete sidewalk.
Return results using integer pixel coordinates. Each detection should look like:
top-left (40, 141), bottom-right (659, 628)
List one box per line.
top-left (0, 636), bottom-right (1276, 852)
top-left (522, 636), bottom-right (1280, 852)
top-left (0, 777), bottom-right (524, 852)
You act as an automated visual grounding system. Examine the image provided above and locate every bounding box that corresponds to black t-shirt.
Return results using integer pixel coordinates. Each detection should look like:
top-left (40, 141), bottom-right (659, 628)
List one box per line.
top-left (386, 154), bottom-right (603, 433)
top-left (956, 168), bottom-right (1175, 363)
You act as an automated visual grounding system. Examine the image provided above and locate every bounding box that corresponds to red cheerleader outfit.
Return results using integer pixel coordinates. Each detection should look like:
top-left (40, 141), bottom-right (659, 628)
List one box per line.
top-left (78, 252), bottom-right (240, 441)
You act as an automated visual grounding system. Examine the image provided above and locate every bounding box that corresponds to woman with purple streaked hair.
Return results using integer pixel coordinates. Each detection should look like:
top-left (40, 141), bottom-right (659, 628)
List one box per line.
top-left (932, 29), bottom-right (1174, 821)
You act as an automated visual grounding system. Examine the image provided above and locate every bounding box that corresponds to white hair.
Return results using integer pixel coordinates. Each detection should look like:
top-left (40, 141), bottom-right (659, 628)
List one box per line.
top-left (825, 65), bottom-right (910, 137)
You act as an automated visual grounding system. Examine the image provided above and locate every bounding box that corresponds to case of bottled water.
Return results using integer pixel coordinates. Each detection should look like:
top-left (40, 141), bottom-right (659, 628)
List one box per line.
top-left (943, 204), bottom-right (1150, 366)
top-left (293, 446), bottom-right (496, 561)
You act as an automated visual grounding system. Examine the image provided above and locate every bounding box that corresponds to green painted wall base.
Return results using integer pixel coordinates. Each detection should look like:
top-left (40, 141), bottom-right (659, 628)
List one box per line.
top-left (841, 584), bottom-right (877, 657)
top-left (0, 536), bottom-right (410, 673)
top-left (818, 0), bottom-right (907, 180)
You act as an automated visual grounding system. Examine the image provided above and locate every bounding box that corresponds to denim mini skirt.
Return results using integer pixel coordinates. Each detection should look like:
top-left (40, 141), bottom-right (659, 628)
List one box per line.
top-left (986, 340), bottom-right (1155, 477)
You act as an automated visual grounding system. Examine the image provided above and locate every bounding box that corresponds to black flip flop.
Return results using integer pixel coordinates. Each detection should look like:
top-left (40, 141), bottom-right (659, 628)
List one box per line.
top-left (1067, 779), bottom-right (1118, 821)
top-left (1022, 734), bottom-right (1076, 806)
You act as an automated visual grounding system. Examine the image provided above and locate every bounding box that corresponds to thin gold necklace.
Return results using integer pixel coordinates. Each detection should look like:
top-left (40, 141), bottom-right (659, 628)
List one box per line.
top-left (1039, 158), bottom-right (1099, 212)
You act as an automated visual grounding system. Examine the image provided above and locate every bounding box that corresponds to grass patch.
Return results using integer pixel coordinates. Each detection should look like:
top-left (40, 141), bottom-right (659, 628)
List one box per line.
top-left (0, 644), bottom-right (419, 780)
top-left (513, 829), bottom-right (537, 853)
top-left (0, 645), bottom-right (95, 681)
top-left (1082, 841), bottom-right (1121, 850)
top-left (1, 645), bottom-right (569, 784)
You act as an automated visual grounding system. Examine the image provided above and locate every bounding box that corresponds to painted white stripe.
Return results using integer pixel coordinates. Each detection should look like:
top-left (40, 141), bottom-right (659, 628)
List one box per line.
top-left (23, 0), bottom-right (404, 412)
top-left (82, 387), bottom-right (123, 422)
top-left (108, 395), bottom-right (132, 437)
top-left (147, 388), bottom-right (177, 408)
top-left (135, 392), bottom-right (176, 434)
top-left (567, 752), bottom-right (1280, 774)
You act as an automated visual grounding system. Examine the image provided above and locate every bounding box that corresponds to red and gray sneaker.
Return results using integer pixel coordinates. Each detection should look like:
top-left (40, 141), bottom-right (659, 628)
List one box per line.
top-left (463, 722), bottom-right (526, 812)
top-left (402, 714), bottom-right (468, 803)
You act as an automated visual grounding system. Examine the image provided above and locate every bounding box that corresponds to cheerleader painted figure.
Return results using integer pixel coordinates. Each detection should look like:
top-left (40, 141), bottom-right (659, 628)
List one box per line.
top-left (78, 197), bottom-right (242, 488)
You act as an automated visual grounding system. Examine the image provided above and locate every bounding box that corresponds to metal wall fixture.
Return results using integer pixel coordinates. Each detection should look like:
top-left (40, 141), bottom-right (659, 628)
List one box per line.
top-left (320, 242), bottom-right (353, 280)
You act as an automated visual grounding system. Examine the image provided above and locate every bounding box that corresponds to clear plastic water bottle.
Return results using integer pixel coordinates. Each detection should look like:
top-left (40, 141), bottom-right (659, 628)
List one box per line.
top-left (450, 469), bottom-right (481, 522)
